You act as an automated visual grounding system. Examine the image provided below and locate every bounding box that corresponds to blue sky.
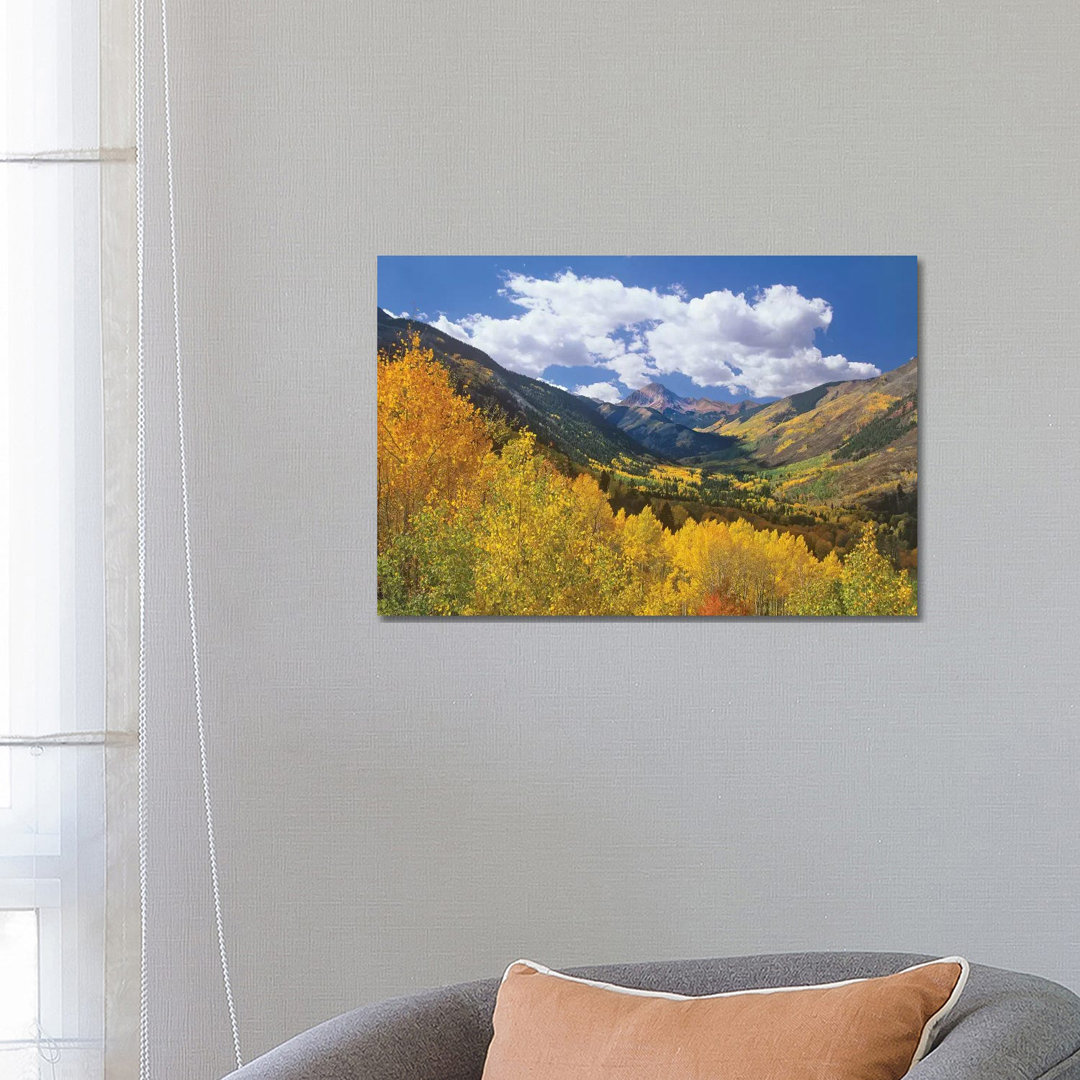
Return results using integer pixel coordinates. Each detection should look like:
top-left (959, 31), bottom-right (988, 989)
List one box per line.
top-left (378, 256), bottom-right (916, 403)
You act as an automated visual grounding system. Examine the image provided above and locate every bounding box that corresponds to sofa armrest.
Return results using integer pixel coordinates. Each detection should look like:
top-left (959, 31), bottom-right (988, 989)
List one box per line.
top-left (909, 966), bottom-right (1080, 1080)
top-left (221, 979), bottom-right (496, 1080)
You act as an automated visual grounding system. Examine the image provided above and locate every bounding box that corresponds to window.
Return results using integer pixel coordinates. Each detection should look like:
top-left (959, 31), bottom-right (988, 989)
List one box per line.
top-left (2, 2), bottom-right (110, 1077)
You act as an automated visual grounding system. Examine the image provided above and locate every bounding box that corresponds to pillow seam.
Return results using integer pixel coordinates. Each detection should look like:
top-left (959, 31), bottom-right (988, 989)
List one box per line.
top-left (908, 957), bottom-right (970, 1066)
top-left (506, 956), bottom-right (966, 1003)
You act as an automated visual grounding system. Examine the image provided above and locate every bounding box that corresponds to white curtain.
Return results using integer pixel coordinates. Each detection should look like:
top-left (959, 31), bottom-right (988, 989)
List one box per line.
top-left (1, 2), bottom-right (137, 1077)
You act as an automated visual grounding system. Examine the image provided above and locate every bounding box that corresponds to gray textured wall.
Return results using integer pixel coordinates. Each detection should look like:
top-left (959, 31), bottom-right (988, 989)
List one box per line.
top-left (139, 2), bottom-right (1080, 1076)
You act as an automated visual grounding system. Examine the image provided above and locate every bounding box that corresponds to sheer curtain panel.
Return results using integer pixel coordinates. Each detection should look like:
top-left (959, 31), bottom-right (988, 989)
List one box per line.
top-left (1, 1), bottom-right (138, 1078)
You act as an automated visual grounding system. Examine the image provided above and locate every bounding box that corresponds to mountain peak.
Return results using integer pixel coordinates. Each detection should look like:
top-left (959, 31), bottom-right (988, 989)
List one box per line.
top-left (621, 381), bottom-right (761, 426)
top-left (622, 382), bottom-right (681, 409)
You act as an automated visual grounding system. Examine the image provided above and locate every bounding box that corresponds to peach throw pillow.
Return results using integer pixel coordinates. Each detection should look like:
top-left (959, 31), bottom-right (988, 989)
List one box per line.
top-left (481, 957), bottom-right (968, 1080)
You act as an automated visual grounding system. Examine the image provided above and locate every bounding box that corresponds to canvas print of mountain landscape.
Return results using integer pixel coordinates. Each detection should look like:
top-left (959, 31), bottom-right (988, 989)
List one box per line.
top-left (377, 256), bottom-right (917, 617)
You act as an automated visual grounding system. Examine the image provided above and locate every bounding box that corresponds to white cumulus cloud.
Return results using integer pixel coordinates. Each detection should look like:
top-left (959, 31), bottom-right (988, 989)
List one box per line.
top-left (573, 381), bottom-right (624, 404)
top-left (432, 272), bottom-right (880, 398)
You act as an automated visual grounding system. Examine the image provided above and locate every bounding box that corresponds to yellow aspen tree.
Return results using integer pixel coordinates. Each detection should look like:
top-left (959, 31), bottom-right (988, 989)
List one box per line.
top-left (377, 333), bottom-right (491, 555)
top-left (839, 522), bottom-right (917, 616)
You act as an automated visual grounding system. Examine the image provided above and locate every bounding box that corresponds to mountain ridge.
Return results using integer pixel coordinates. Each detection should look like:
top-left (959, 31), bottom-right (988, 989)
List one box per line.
top-left (378, 308), bottom-right (916, 514)
top-left (377, 308), bottom-right (663, 466)
top-left (621, 381), bottom-right (763, 428)
top-left (706, 357), bottom-right (917, 466)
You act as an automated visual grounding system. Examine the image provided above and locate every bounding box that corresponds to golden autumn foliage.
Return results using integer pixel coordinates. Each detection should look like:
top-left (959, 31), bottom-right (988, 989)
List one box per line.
top-left (837, 523), bottom-right (917, 615)
top-left (377, 333), bottom-right (491, 555)
top-left (659, 517), bottom-right (822, 616)
top-left (468, 433), bottom-right (630, 616)
top-left (786, 524), bottom-right (916, 616)
top-left (377, 341), bottom-right (917, 617)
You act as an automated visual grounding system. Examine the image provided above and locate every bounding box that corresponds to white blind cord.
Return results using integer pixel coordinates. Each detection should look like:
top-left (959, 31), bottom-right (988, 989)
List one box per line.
top-left (134, 0), bottom-right (244, 1070)
top-left (159, 0), bottom-right (244, 1065)
top-left (134, 0), bottom-right (151, 1074)
top-left (157, 0), bottom-right (245, 1067)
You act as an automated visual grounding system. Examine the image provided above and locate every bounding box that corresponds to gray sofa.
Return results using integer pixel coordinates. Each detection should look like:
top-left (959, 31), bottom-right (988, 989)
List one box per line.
top-left (224, 952), bottom-right (1080, 1079)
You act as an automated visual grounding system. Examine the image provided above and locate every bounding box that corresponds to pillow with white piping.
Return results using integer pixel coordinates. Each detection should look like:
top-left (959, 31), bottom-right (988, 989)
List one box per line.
top-left (481, 956), bottom-right (969, 1080)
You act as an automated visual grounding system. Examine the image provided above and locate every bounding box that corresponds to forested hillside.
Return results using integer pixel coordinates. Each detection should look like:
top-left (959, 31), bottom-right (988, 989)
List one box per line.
top-left (701, 358), bottom-right (918, 511)
top-left (377, 332), bottom-right (917, 617)
top-left (377, 309), bottom-right (657, 466)
top-left (592, 401), bottom-right (740, 459)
